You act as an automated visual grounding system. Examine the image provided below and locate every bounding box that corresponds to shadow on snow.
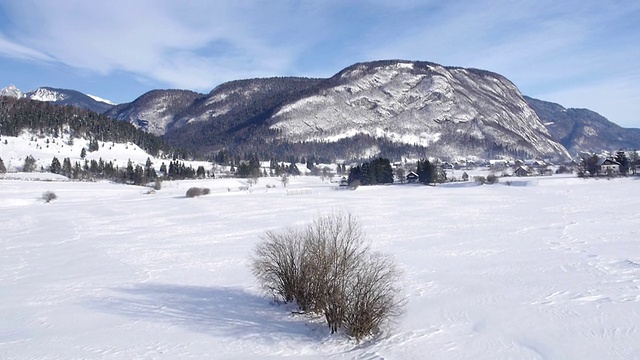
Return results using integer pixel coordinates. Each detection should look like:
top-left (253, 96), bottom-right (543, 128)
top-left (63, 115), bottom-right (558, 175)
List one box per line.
top-left (86, 283), bottom-right (322, 342)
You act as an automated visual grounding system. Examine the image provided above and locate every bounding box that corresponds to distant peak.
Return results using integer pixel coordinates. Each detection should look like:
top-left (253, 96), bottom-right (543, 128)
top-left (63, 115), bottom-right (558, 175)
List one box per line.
top-left (0, 84), bottom-right (26, 99)
top-left (87, 94), bottom-right (116, 105)
top-left (28, 87), bottom-right (67, 102)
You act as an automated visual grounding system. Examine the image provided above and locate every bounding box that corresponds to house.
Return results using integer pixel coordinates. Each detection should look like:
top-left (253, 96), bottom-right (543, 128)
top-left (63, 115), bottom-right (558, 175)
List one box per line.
top-left (406, 171), bottom-right (419, 183)
top-left (598, 158), bottom-right (620, 175)
top-left (514, 166), bottom-right (531, 177)
top-left (339, 176), bottom-right (350, 187)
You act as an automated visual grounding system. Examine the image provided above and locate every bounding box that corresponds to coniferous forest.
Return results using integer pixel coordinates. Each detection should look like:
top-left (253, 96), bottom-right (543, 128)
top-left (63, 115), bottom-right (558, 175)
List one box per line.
top-left (0, 96), bottom-right (178, 158)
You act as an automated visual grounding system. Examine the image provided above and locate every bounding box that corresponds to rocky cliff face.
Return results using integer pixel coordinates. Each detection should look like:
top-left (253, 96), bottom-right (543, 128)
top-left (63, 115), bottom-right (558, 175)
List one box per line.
top-left (268, 61), bottom-right (570, 160)
top-left (106, 60), bottom-right (575, 161)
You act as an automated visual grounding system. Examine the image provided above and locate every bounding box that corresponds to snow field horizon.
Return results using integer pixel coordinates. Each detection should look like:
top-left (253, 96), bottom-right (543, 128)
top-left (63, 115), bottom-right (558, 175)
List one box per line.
top-left (1, 174), bottom-right (639, 359)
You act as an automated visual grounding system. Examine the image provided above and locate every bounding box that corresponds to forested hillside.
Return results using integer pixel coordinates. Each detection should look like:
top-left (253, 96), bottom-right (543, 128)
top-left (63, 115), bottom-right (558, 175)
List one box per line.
top-left (0, 96), bottom-right (177, 157)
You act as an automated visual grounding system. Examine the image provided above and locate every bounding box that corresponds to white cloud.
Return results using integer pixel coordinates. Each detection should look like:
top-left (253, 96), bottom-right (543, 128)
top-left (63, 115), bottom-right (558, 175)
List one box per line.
top-left (0, 35), bottom-right (52, 62)
top-left (0, 1), bottom-right (328, 90)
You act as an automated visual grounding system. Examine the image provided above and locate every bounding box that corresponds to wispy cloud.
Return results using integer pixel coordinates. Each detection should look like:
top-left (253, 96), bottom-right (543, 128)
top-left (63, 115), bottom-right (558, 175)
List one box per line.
top-left (0, 0), bottom-right (330, 90)
top-left (0, 35), bottom-right (52, 62)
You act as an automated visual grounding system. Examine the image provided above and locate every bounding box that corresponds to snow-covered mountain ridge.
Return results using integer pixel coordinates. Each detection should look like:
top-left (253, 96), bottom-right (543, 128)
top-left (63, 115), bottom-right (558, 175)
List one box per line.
top-left (268, 61), bottom-right (570, 159)
top-left (0, 85), bottom-right (115, 114)
top-left (140, 60), bottom-right (571, 160)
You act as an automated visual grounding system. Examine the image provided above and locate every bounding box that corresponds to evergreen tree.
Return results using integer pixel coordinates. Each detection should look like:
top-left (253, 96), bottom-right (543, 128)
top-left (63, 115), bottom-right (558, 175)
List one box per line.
top-left (615, 151), bottom-right (630, 175)
top-left (80, 147), bottom-right (87, 159)
top-left (23, 155), bottom-right (37, 172)
top-left (159, 162), bottom-right (167, 175)
top-left (196, 165), bottom-right (206, 178)
top-left (348, 165), bottom-right (362, 185)
top-left (416, 158), bottom-right (436, 184)
top-left (126, 160), bottom-right (135, 183)
top-left (62, 157), bottom-right (72, 177)
top-left (133, 165), bottom-right (144, 185)
top-left (72, 162), bottom-right (81, 179)
top-left (360, 162), bottom-right (371, 185)
top-left (0, 157), bottom-right (6, 173)
top-left (50, 157), bottom-right (62, 174)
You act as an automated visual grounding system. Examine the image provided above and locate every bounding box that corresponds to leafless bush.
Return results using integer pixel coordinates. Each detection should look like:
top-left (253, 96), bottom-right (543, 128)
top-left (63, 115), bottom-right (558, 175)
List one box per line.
top-left (474, 176), bottom-right (486, 184)
top-left (251, 212), bottom-right (403, 340)
top-left (186, 187), bottom-right (210, 197)
top-left (486, 174), bottom-right (499, 184)
top-left (42, 191), bottom-right (57, 203)
top-left (343, 252), bottom-right (403, 339)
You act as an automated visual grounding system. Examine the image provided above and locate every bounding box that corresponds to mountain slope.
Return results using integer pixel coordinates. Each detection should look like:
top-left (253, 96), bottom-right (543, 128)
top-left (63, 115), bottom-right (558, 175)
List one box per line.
top-left (268, 60), bottom-right (569, 160)
top-left (1, 85), bottom-right (115, 113)
top-left (27, 87), bottom-right (115, 114)
top-left (105, 90), bottom-right (205, 136)
top-left (107, 60), bottom-right (572, 161)
top-left (525, 96), bottom-right (640, 154)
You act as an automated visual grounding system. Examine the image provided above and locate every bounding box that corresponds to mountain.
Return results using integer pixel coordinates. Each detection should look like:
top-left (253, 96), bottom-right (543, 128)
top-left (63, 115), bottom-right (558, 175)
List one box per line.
top-left (105, 89), bottom-right (204, 136)
top-left (0, 96), bottom-right (175, 158)
top-left (524, 96), bottom-right (640, 155)
top-left (0, 84), bottom-right (25, 99)
top-left (108, 60), bottom-right (571, 161)
top-left (1, 85), bottom-right (115, 114)
top-left (26, 87), bottom-right (115, 114)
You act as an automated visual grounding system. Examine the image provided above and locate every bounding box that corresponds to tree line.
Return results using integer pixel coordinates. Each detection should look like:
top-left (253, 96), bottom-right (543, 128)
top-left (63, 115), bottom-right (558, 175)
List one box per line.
top-left (0, 96), bottom-right (178, 157)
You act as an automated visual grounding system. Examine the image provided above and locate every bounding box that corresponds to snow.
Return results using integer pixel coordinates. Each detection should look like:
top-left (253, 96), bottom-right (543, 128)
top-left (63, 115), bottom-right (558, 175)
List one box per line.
top-left (0, 132), bottom-right (175, 172)
top-left (28, 88), bottom-right (66, 102)
top-left (0, 84), bottom-right (25, 99)
top-left (1, 172), bottom-right (639, 359)
top-left (87, 94), bottom-right (116, 106)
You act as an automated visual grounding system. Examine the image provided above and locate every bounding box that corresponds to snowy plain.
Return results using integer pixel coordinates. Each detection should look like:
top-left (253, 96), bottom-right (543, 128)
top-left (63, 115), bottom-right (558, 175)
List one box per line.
top-left (1, 172), bottom-right (639, 359)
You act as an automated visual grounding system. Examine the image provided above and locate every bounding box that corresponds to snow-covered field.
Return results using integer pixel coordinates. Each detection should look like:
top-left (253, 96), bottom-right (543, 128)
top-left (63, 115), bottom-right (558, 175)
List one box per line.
top-left (1, 175), bottom-right (639, 359)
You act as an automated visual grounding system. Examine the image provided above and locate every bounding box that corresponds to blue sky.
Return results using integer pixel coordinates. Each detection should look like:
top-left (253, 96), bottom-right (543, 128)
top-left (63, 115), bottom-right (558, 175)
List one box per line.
top-left (1, 0), bottom-right (639, 127)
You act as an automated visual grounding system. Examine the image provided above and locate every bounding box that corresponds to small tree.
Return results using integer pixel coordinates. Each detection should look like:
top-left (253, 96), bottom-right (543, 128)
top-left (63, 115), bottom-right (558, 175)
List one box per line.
top-left (0, 157), bottom-right (6, 173)
top-left (50, 157), bottom-right (62, 174)
top-left (281, 174), bottom-right (289, 187)
top-left (80, 147), bottom-right (87, 160)
top-left (23, 155), bottom-right (37, 172)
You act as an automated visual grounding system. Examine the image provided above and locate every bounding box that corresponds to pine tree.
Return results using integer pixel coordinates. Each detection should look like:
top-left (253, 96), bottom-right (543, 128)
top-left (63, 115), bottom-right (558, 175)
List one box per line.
top-left (62, 157), bottom-right (72, 177)
top-left (615, 151), bottom-right (630, 175)
top-left (416, 158), bottom-right (435, 184)
top-left (23, 155), bottom-right (37, 172)
top-left (80, 147), bottom-right (87, 159)
top-left (0, 157), bottom-right (6, 173)
top-left (196, 166), bottom-right (206, 178)
top-left (50, 157), bottom-right (62, 174)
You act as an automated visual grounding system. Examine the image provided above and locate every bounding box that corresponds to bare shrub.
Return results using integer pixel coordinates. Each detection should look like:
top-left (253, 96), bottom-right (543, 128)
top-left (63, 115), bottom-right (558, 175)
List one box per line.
top-left (251, 212), bottom-right (404, 340)
top-left (486, 174), bottom-right (499, 184)
top-left (153, 178), bottom-right (162, 190)
top-left (42, 191), bottom-right (57, 203)
top-left (186, 187), bottom-right (209, 197)
top-left (343, 252), bottom-right (403, 339)
top-left (474, 176), bottom-right (486, 184)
